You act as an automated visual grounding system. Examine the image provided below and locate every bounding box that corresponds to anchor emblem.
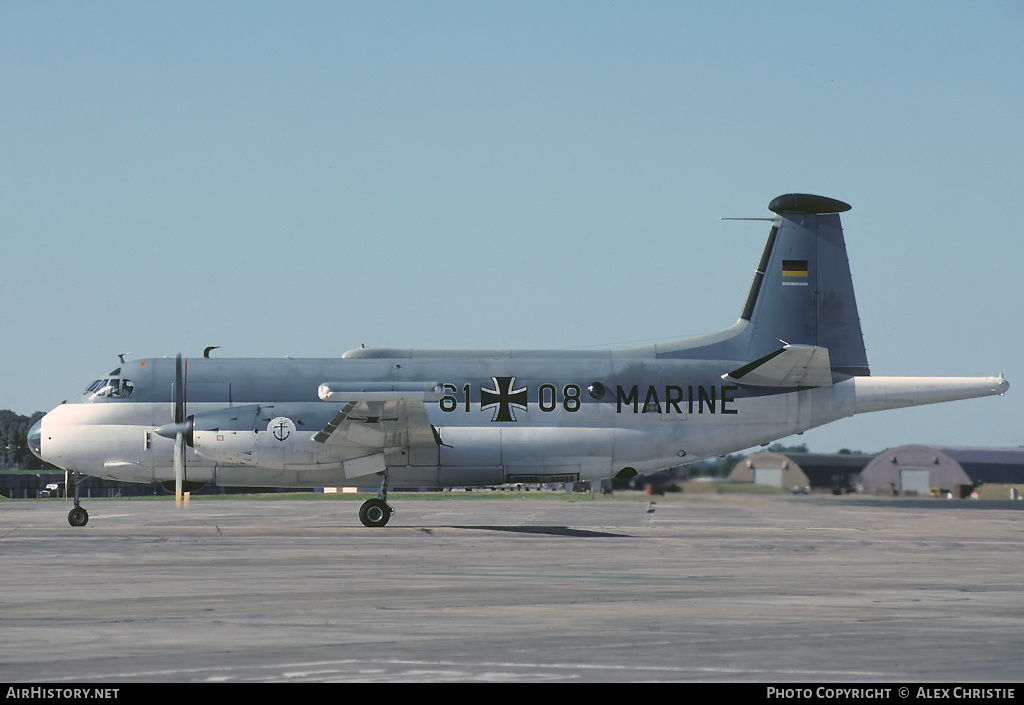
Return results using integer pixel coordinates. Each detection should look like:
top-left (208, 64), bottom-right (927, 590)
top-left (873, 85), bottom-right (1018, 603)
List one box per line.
top-left (268, 417), bottom-right (294, 442)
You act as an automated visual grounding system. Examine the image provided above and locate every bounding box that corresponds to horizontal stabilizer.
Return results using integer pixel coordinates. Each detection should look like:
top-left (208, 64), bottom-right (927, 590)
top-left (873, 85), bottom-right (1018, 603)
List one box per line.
top-left (723, 344), bottom-right (833, 387)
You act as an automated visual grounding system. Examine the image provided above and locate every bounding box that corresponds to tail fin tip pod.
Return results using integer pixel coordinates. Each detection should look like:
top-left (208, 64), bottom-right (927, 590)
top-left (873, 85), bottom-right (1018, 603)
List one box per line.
top-left (767, 193), bottom-right (851, 215)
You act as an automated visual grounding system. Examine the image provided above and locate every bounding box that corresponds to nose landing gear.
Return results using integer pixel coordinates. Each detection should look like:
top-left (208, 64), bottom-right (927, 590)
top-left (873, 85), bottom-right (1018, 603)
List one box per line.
top-left (67, 472), bottom-right (89, 527)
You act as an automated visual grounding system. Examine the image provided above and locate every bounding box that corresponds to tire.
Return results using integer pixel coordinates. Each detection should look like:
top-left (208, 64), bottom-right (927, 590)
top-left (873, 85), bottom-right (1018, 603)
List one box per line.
top-left (68, 507), bottom-right (89, 527)
top-left (359, 499), bottom-right (392, 527)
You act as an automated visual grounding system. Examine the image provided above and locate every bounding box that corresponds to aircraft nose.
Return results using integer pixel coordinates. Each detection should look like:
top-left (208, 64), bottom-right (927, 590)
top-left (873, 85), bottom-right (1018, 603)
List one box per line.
top-left (28, 419), bottom-right (42, 460)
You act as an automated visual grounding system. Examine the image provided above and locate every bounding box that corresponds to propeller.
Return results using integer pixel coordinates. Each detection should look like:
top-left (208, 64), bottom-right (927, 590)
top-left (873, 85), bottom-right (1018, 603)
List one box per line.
top-left (155, 354), bottom-right (190, 508)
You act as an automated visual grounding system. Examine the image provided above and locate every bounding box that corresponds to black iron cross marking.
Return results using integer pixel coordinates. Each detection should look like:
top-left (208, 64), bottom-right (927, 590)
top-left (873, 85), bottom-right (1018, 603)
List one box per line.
top-left (480, 376), bottom-right (528, 422)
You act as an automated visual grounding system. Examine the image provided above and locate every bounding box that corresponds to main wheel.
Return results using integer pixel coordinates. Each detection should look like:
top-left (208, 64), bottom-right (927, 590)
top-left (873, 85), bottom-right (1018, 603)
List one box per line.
top-left (68, 507), bottom-right (89, 527)
top-left (359, 498), bottom-right (392, 527)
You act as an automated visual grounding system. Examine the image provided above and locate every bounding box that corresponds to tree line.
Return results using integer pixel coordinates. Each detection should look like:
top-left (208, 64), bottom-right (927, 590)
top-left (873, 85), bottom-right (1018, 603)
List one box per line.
top-left (0, 410), bottom-right (46, 469)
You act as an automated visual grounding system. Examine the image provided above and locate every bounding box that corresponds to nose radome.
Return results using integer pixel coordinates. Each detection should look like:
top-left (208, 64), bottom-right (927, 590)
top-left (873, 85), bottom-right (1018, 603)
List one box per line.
top-left (28, 419), bottom-right (42, 460)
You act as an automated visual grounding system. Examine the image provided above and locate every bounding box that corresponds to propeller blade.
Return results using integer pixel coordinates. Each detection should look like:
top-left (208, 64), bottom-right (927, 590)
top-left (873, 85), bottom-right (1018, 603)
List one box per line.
top-left (172, 354), bottom-right (187, 509)
top-left (174, 353), bottom-right (184, 424)
top-left (175, 431), bottom-right (184, 508)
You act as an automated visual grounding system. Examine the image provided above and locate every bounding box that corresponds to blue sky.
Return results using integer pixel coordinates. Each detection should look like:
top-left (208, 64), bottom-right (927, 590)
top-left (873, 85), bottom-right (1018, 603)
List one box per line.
top-left (2, 1), bottom-right (1020, 453)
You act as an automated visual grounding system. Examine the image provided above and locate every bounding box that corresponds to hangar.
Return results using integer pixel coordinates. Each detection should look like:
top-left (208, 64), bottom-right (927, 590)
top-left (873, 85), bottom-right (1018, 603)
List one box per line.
top-left (859, 446), bottom-right (1024, 497)
top-left (728, 452), bottom-right (873, 493)
top-left (728, 446), bottom-right (1024, 496)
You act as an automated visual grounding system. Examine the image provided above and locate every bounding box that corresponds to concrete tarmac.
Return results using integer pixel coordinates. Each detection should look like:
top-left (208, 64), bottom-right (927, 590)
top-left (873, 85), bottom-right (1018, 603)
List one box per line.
top-left (1, 494), bottom-right (1022, 683)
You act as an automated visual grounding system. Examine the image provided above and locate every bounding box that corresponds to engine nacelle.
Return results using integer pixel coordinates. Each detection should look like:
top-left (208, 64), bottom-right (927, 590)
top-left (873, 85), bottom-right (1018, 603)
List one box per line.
top-left (192, 416), bottom-right (319, 469)
top-left (192, 428), bottom-right (261, 466)
top-left (191, 415), bottom-right (386, 478)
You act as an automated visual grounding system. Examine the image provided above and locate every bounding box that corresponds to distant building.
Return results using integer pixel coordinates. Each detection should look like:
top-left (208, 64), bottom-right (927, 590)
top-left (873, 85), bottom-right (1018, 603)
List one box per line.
top-left (728, 452), bottom-right (872, 492)
top-left (0, 471), bottom-right (158, 499)
top-left (860, 446), bottom-right (1024, 496)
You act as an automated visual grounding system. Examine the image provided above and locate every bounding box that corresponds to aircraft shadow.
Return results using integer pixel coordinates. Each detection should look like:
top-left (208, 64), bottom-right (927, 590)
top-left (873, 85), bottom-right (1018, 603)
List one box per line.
top-left (447, 525), bottom-right (631, 538)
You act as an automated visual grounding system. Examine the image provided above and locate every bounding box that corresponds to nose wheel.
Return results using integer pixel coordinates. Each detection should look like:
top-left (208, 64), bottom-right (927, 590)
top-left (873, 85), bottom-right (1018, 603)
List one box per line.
top-left (68, 506), bottom-right (89, 527)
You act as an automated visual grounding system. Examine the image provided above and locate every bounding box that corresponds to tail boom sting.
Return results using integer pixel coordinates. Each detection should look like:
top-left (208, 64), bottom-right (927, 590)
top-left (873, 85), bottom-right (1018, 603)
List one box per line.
top-left (848, 376), bottom-right (1009, 416)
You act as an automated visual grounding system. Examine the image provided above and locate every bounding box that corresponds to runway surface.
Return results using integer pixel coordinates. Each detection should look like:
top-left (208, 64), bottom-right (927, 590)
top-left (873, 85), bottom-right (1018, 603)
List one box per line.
top-left (1, 494), bottom-right (1022, 683)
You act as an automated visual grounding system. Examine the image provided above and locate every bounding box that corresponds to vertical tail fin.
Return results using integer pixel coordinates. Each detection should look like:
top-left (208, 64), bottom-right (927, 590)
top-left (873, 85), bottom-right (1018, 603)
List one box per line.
top-left (744, 194), bottom-right (868, 376)
top-left (660, 194), bottom-right (870, 377)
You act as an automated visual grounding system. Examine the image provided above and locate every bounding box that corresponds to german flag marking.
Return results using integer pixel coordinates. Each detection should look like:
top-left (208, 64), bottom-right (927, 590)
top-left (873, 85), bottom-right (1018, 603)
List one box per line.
top-left (782, 260), bottom-right (808, 277)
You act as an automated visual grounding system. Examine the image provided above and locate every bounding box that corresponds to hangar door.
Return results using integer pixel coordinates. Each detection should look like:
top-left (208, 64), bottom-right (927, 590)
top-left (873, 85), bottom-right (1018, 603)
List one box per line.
top-left (753, 467), bottom-right (783, 488)
top-left (900, 469), bottom-right (931, 495)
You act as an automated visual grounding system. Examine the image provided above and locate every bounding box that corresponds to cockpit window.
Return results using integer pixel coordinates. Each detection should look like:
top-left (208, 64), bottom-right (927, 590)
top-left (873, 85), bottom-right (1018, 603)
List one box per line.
top-left (85, 378), bottom-right (134, 399)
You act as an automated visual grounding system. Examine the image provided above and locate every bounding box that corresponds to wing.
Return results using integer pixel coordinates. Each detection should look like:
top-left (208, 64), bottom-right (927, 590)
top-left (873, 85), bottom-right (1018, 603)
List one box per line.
top-left (313, 382), bottom-right (445, 472)
top-left (722, 344), bottom-right (834, 387)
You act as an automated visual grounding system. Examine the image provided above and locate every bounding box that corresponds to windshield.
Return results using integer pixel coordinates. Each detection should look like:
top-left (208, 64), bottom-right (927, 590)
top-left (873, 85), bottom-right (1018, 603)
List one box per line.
top-left (84, 378), bottom-right (134, 400)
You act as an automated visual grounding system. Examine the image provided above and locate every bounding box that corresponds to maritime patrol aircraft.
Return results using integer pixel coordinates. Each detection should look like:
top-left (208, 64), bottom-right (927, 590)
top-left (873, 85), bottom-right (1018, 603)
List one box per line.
top-left (28, 194), bottom-right (1009, 527)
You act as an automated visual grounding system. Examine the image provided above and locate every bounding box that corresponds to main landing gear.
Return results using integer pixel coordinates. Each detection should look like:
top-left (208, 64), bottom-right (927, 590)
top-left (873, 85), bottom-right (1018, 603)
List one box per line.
top-left (359, 471), bottom-right (393, 528)
top-left (68, 471), bottom-right (89, 527)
